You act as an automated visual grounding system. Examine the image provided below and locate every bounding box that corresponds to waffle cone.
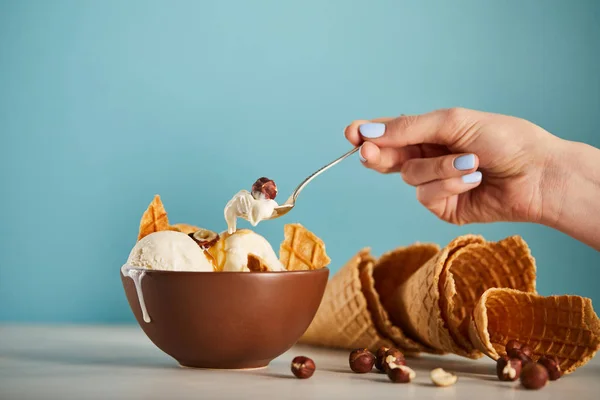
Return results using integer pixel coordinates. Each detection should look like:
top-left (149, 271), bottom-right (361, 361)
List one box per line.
top-left (299, 249), bottom-right (394, 351)
top-left (393, 235), bottom-right (485, 354)
top-left (279, 223), bottom-right (331, 271)
top-left (439, 236), bottom-right (537, 356)
top-left (469, 288), bottom-right (600, 374)
top-left (367, 243), bottom-right (443, 354)
top-left (137, 195), bottom-right (200, 240)
top-left (138, 195), bottom-right (170, 240)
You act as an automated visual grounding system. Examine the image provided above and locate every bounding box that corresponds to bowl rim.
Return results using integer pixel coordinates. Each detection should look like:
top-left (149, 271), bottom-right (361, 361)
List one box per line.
top-left (121, 265), bottom-right (330, 276)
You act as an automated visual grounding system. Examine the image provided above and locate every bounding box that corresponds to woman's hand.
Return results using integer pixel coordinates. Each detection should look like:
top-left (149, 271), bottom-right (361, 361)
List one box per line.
top-left (344, 108), bottom-right (569, 226)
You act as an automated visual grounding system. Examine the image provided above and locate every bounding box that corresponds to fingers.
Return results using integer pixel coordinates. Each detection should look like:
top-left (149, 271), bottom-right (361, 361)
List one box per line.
top-left (359, 142), bottom-right (421, 173)
top-left (415, 172), bottom-right (482, 219)
top-left (401, 153), bottom-right (479, 186)
top-left (346, 108), bottom-right (477, 148)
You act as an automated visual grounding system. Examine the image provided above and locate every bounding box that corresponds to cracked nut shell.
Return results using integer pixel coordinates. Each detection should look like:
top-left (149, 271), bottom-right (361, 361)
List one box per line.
top-left (387, 364), bottom-right (415, 383)
top-left (496, 355), bottom-right (522, 381)
top-left (505, 339), bottom-right (522, 353)
top-left (382, 348), bottom-right (405, 372)
top-left (507, 348), bottom-right (533, 365)
top-left (189, 229), bottom-right (220, 250)
top-left (375, 346), bottom-right (390, 372)
top-left (349, 348), bottom-right (375, 373)
top-left (520, 363), bottom-right (548, 390)
top-left (291, 356), bottom-right (315, 379)
top-left (538, 355), bottom-right (562, 381)
top-left (251, 177), bottom-right (278, 200)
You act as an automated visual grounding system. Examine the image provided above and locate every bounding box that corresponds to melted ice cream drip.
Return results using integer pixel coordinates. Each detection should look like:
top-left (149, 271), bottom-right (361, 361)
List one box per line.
top-left (121, 265), bottom-right (151, 323)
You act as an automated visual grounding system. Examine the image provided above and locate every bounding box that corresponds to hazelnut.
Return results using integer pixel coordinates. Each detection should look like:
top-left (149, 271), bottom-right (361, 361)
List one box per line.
top-left (538, 355), bottom-right (562, 381)
top-left (430, 368), bottom-right (458, 387)
top-left (189, 229), bottom-right (219, 250)
top-left (520, 363), bottom-right (548, 390)
top-left (519, 344), bottom-right (533, 358)
top-left (386, 364), bottom-right (416, 383)
top-left (291, 356), bottom-right (315, 379)
top-left (349, 348), bottom-right (375, 373)
top-left (375, 346), bottom-right (389, 372)
top-left (251, 177), bottom-right (278, 200)
top-left (507, 348), bottom-right (532, 365)
top-left (496, 355), bottom-right (522, 381)
top-left (382, 348), bottom-right (405, 372)
top-left (505, 339), bottom-right (522, 353)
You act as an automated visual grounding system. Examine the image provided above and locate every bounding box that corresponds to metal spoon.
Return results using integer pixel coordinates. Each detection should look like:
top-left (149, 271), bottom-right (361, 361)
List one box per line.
top-left (266, 146), bottom-right (361, 220)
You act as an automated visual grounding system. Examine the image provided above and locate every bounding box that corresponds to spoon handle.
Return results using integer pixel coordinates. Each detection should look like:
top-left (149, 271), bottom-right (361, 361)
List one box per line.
top-left (285, 146), bottom-right (360, 204)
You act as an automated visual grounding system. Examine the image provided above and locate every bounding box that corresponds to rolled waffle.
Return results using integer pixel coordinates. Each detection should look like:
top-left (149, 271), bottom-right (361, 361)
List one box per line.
top-left (439, 236), bottom-right (537, 357)
top-left (469, 288), bottom-right (600, 374)
top-left (368, 243), bottom-right (443, 354)
top-left (299, 249), bottom-right (394, 351)
top-left (393, 235), bottom-right (485, 355)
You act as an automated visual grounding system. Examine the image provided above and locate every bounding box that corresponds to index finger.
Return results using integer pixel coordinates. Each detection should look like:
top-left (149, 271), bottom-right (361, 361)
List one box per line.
top-left (354, 109), bottom-right (465, 148)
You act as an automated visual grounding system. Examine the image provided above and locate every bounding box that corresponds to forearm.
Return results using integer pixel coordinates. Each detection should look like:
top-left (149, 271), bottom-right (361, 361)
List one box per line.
top-left (542, 139), bottom-right (600, 250)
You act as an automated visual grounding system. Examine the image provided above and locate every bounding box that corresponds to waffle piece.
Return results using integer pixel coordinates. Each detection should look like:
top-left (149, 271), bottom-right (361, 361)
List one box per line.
top-left (393, 235), bottom-right (485, 354)
top-left (439, 236), bottom-right (536, 357)
top-left (368, 243), bottom-right (443, 354)
top-left (469, 288), bottom-right (600, 374)
top-left (299, 249), bottom-right (394, 351)
top-left (279, 223), bottom-right (331, 271)
top-left (138, 195), bottom-right (170, 240)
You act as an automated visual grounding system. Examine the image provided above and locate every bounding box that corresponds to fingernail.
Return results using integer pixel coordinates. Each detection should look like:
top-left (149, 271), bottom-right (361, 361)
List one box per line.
top-left (462, 171), bottom-right (482, 184)
top-left (454, 154), bottom-right (476, 171)
top-left (359, 123), bottom-right (386, 138)
top-left (359, 145), bottom-right (367, 162)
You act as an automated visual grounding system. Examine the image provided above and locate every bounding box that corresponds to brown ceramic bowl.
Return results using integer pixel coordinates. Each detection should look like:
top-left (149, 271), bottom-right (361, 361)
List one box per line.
top-left (121, 268), bottom-right (329, 369)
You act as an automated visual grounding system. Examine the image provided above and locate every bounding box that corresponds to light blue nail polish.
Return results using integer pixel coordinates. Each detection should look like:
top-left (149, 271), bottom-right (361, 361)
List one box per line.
top-left (359, 123), bottom-right (386, 138)
top-left (359, 145), bottom-right (367, 162)
top-left (462, 171), bottom-right (482, 184)
top-left (454, 154), bottom-right (476, 171)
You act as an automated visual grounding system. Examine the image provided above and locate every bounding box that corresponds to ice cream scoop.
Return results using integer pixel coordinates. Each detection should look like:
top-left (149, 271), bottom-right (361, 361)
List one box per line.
top-left (207, 229), bottom-right (285, 272)
top-left (124, 230), bottom-right (214, 272)
top-left (224, 190), bottom-right (278, 234)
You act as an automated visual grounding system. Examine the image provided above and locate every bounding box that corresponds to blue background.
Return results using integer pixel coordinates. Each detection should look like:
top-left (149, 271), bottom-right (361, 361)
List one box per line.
top-left (1, 0), bottom-right (599, 323)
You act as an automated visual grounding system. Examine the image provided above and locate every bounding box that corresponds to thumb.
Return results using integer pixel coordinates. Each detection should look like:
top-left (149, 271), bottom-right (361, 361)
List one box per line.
top-left (358, 108), bottom-right (469, 148)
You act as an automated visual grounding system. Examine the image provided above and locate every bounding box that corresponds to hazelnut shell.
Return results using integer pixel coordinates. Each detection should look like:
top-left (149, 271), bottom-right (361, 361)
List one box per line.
top-left (189, 229), bottom-right (220, 250)
top-left (251, 177), bottom-right (277, 200)
top-left (520, 363), bottom-right (549, 390)
top-left (291, 356), bottom-right (315, 379)
top-left (387, 365), bottom-right (415, 383)
top-left (382, 348), bottom-right (405, 372)
top-left (507, 348), bottom-right (533, 365)
top-left (496, 355), bottom-right (522, 381)
top-left (375, 346), bottom-right (389, 372)
top-left (349, 349), bottom-right (375, 373)
top-left (538, 355), bottom-right (562, 381)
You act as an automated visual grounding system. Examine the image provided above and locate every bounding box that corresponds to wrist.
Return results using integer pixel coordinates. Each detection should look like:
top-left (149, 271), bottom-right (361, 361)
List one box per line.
top-left (541, 139), bottom-right (600, 248)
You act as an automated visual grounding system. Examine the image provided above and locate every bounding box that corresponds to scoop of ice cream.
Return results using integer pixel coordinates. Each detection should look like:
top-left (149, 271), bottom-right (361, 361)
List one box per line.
top-left (207, 229), bottom-right (285, 272)
top-left (224, 190), bottom-right (277, 234)
top-left (124, 230), bottom-right (214, 272)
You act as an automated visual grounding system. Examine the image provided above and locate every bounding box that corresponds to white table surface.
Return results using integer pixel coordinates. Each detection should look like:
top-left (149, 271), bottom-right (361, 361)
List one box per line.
top-left (1, 325), bottom-right (598, 400)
